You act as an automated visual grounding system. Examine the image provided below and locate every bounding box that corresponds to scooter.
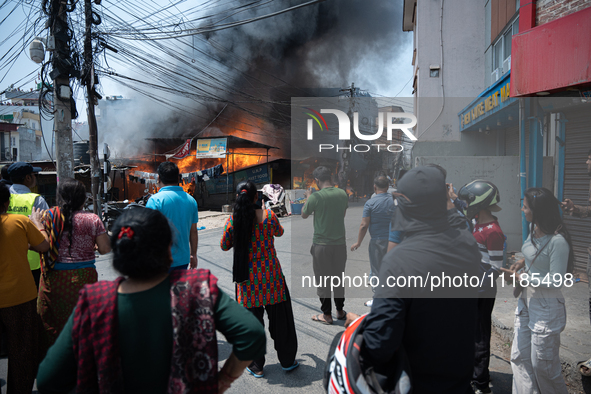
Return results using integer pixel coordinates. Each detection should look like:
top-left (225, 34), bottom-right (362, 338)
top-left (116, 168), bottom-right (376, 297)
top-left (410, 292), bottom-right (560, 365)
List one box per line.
top-left (261, 184), bottom-right (288, 217)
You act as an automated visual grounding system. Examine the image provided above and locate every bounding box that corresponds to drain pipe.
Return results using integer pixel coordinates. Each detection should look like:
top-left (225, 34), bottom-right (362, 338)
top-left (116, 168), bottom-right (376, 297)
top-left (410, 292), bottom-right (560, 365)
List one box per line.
top-left (519, 98), bottom-right (528, 242)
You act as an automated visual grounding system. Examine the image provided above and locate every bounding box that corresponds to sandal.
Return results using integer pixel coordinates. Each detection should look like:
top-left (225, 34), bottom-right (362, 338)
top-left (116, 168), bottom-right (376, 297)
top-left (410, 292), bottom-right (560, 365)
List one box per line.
top-left (336, 310), bottom-right (347, 320)
top-left (312, 313), bottom-right (333, 325)
top-left (246, 366), bottom-right (264, 378)
top-left (578, 358), bottom-right (591, 377)
top-left (282, 361), bottom-right (300, 371)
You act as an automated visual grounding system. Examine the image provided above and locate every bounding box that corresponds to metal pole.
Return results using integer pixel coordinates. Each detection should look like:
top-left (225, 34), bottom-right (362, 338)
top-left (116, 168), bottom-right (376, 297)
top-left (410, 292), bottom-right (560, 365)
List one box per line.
top-left (103, 143), bottom-right (108, 201)
top-left (52, 0), bottom-right (74, 187)
top-left (556, 114), bottom-right (567, 203)
top-left (519, 98), bottom-right (528, 242)
top-left (84, 0), bottom-right (101, 214)
top-left (226, 149), bottom-right (229, 204)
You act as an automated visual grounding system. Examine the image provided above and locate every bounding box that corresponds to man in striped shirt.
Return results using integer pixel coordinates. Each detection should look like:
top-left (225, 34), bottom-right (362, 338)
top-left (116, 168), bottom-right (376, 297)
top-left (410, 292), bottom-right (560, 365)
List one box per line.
top-left (473, 216), bottom-right (505, 274)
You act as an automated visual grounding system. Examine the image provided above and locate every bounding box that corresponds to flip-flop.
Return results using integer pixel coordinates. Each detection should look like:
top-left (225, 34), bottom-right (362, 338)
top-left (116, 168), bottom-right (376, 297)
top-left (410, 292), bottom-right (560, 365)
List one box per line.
top-left (577, 359), bottom-right (591, 377)
top-left (312, 313), bottom-right (333, 325)
top-left (336, 311), bottom-right (347, 320)
top-left (282, 361), bottom-right (300, 371)
top-left (246, 367), bottom-right (264, 378)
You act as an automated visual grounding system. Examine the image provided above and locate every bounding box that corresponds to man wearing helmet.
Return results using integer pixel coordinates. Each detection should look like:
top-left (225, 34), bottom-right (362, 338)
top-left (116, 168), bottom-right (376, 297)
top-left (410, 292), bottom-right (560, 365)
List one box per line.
top-left (361, 166), bottom-right (481, 394)
top-left (561, 148), bottom-right (591, 376)
top-left (458, 180), bottom-right (505, 394)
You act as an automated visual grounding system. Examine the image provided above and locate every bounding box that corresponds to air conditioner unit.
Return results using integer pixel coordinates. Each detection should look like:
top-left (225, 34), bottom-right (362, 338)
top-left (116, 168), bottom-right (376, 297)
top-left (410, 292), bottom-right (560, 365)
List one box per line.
top-left (503, 55), bottom-right (511, 73)
top-left (491, 68), bottom-right (500, 83)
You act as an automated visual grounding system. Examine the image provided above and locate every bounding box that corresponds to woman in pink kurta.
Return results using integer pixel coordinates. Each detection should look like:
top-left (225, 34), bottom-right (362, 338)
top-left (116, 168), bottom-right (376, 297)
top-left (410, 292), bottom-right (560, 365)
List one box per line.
top-left (38, 178), bottom-right (111, 345)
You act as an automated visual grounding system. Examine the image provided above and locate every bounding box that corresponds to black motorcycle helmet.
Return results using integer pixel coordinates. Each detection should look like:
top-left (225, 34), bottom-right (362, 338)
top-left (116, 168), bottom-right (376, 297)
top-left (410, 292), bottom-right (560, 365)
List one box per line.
top-left (457, 180), bottom-right (501, 220)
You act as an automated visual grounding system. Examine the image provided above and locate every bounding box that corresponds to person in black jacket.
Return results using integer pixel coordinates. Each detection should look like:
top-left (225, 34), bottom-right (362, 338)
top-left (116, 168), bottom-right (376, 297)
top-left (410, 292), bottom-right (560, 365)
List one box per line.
top-left (361, 166), bottom-right (482, 394)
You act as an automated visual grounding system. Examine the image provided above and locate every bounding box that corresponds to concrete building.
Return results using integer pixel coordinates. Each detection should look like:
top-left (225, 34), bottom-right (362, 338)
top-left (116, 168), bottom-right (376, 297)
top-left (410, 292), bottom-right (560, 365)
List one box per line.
top-left (401, 0), bottom-right (591, 269)
top-left (0, 121), bottom-right (19, 161)
top-left (0, 88), bottom-right (53, 160)
top-left (508, 0), bottom-right (591, 273)
top-left (0, 109), bottom-right (43, 161)
top-left (402, 0), bottom-right (523, 251)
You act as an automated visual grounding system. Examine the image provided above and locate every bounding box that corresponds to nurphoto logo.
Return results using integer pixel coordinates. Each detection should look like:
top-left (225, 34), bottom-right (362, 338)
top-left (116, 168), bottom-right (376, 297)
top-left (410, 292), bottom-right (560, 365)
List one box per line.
top-left (305, 108), bottom-right (417, 153)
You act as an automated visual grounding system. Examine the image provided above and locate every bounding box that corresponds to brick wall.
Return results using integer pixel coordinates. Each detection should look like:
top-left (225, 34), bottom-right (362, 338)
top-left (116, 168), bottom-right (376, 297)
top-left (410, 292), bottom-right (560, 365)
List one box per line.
top-left (536, 0), bottom-right (591, 26)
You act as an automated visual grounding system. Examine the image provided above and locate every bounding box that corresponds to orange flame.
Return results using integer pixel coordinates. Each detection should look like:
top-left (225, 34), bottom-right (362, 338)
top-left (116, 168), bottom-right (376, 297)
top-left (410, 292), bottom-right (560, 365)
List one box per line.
top-left (124, 114), bottom-right (274, 199)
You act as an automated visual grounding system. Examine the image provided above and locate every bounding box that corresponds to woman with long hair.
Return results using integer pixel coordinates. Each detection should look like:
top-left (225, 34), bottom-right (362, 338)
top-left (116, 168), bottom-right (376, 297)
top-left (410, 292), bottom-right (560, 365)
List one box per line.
top-left (37, 208), bottom-right (265, 393)
top-left (221, 180), bottom-right (299, 378)
top-left (0, 182), bottom-right (49, 393)
top-left (37, 177), bottom-right (111, 346)
top-left (501, 187), bottom-right (574, 393)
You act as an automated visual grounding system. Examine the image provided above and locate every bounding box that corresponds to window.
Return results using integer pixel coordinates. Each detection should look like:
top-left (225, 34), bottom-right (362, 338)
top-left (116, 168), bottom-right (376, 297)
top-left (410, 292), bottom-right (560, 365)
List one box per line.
top-left (503, 30), bottom-right (512, 59)
top-left (494, 41), bottom-right (502, 70)
top-left (512, 18), bottom-right (519, 36)
top-left (492, 17), bottom-right (519, 74)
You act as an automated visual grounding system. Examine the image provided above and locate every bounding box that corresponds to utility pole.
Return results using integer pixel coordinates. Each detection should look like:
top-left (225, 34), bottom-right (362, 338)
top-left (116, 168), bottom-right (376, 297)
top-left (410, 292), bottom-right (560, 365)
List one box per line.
top-left (84, 0), bottom-right (101, 215)
top-left (51, 0), bottom-right (74, 184)
top-left (338, 82), bottom-right (356, 188)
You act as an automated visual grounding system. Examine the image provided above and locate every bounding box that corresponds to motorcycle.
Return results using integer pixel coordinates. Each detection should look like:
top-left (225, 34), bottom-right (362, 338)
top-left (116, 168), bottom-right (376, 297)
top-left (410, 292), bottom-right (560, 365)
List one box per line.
top-left (324, 314), bottom-right (412, 394)
top-left (86, 193), bottom-right (150, 233)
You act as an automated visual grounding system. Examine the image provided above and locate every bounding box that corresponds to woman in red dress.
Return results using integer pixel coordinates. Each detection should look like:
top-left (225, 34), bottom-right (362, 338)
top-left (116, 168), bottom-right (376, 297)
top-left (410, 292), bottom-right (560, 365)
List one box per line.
top-left (221, 180), bottom-right (298, 378)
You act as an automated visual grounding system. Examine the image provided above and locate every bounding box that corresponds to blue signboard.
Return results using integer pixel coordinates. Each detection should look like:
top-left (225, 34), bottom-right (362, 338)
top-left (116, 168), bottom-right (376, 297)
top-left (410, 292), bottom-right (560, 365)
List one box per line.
top-left (234, 164), bottom-right (269, 185)
top-left (459, 71), bottom-right (516, 132)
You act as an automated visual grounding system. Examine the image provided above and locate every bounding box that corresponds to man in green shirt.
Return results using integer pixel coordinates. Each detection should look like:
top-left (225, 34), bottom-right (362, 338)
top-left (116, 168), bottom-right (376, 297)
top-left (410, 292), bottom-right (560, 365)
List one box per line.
top-left (302, 166), bottom-right (348, 325)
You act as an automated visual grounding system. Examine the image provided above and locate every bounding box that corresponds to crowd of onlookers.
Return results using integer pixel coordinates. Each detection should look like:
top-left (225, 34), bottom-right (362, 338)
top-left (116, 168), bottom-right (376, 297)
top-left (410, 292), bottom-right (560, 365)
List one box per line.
top-left (0, 151), bottom-right (590, 393)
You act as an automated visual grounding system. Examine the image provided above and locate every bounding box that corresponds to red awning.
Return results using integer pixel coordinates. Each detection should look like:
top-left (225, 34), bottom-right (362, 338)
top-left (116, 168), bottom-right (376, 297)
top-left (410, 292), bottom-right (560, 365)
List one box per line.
top-left (510, 6), bottom-right (591, 97)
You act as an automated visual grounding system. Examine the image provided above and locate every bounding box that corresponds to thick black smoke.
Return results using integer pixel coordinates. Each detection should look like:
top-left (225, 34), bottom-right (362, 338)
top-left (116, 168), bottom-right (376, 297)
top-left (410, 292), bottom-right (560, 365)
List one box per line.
top-left (190, 0), bottom-right (407, 153)
top-left (100, 1), bottom-right (409, 157)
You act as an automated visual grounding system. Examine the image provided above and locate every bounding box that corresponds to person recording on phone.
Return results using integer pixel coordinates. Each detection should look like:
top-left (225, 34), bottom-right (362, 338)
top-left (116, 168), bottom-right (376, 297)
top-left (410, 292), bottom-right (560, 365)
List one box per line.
top-left (501, 187), bottom-right (573, 393)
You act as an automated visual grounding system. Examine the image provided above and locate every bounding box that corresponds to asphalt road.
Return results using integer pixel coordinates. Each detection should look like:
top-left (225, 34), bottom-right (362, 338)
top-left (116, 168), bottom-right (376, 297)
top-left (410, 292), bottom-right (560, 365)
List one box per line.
top-left (1, 203), bottom-right (514, 393)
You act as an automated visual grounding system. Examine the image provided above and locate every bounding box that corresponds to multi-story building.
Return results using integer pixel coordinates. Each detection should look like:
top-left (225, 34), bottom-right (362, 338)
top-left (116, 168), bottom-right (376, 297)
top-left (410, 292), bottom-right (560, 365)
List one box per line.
top-left (0, 109), bottom-right (43, 161)
top-left (510, 0), bottom-right (591, 272)
top-left (402, 0), bottom-right (591, 271)
top-left (0, 88), bottom-right (53, 160)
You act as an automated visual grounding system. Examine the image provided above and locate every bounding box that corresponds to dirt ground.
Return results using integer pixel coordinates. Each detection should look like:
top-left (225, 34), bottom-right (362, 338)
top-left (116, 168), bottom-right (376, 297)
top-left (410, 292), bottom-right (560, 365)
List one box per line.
top-left (198, 213), bottom-right (231, 230)
top-left (488, 327), bottom-right (585, 394)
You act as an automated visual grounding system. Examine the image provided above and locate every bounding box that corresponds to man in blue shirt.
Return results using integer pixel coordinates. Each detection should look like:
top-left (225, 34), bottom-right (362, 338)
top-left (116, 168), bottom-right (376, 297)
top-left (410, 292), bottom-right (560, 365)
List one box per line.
top-left (146, 162), bottom-right (199, 270)
top-left (351, 175), bottom-right (395, 306)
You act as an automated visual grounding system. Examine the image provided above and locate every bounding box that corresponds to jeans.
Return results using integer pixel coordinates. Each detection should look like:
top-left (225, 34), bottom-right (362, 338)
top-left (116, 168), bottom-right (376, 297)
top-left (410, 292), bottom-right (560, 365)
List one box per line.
top-left (368, 238), bottom-right (388, 291)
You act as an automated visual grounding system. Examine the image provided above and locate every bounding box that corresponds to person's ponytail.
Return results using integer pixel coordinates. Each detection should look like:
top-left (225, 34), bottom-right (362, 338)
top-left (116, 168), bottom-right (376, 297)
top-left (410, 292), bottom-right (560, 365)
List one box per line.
top-left (232, 181), bottom-right (257, 283)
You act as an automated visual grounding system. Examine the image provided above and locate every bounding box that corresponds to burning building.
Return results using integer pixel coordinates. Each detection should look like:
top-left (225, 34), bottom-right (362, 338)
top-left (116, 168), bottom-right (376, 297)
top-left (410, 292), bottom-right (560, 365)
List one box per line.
top-left (95, 1), bottom-right (409, 206)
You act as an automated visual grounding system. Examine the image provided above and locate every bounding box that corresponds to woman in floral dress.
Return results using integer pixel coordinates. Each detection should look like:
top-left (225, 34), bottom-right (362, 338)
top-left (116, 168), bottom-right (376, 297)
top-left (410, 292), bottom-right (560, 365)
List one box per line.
top-left (221, 180), bottom-right (298, 378)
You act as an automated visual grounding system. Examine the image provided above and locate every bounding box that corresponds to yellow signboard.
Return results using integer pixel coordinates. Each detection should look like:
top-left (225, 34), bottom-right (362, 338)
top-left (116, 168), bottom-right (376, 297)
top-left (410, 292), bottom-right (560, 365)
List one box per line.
top-left (196, 138), bottom-right (227, 159)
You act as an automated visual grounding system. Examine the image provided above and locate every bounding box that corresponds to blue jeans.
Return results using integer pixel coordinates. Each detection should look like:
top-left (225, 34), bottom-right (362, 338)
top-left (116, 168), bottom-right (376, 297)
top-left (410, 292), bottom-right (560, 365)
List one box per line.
top-left (368, 238), bottom-right (389, 291)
